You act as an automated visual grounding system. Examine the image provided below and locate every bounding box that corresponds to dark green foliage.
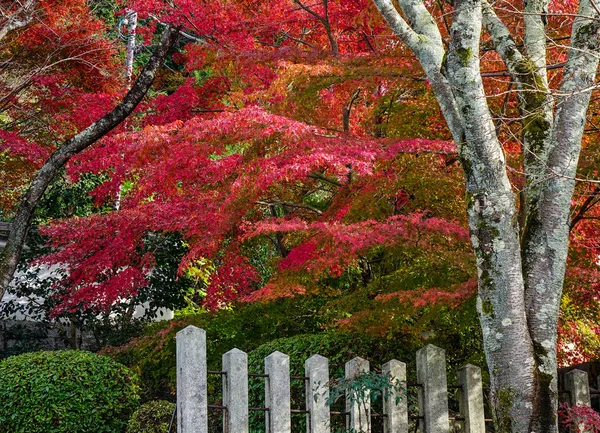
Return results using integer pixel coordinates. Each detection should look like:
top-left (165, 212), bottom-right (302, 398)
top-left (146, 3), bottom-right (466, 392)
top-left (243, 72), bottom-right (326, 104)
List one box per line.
top-left (0, 350), bottom-right (139, 433)
top-left (104, 296), bottom-right (328, 401)
top-left (247, 332), bottom-right (418, 432)
top-left (127, 400), bottom-right (176, 433)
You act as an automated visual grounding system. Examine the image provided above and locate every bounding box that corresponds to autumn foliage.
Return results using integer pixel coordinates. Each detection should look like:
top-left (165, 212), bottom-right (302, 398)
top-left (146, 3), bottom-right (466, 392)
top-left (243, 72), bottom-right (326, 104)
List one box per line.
top-left (2, 0), bottom-right (600, 364)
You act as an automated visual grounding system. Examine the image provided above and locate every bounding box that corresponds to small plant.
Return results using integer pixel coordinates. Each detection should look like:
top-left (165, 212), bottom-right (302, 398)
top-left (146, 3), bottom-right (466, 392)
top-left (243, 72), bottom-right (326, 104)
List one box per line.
top-left (559, 403), bottom-right (600, 432)
top-left (127, 400), bottom-right (177, 433)
top-left (327, 370), bottom-right (406, 433)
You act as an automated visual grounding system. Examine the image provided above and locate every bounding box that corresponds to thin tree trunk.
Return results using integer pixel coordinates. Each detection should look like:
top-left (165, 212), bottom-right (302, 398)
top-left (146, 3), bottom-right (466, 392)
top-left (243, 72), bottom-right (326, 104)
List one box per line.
top-left (0, 24), bottom-right (180, 300)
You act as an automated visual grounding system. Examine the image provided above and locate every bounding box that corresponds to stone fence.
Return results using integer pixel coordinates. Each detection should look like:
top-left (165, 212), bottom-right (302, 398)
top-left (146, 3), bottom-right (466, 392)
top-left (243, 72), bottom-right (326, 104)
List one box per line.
top-left (175, 325), bottom-right (594, 433)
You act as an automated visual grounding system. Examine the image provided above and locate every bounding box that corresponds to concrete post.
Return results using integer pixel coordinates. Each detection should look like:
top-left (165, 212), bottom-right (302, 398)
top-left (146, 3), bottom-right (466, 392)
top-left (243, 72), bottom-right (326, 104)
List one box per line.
top-left (458, 365), bottom-right (485, 433)
top-left (382, 360), bottom-right (408, 433)
top-left (176, 326), bottom-right (207, 433)
top-left (345, 357), bottom-right (371, 433)
top-left (565, 369), bottom-right (592, 433)
top-left (565, 369), bottom-right (591, 407)
top-left (223, 348), bottom-right (248, 433)
top-left (416, 345), bottom-right (449, 433)
top-left (305, 354), bottom-right (330, 433)
top-left (265, 351), bottom-right (291, 433)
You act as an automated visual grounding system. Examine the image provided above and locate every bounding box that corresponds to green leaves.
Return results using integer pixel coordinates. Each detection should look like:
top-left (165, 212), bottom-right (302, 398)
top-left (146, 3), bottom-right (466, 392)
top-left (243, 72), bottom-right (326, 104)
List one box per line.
top-left (127, 400), bottom-right (176, 433)
top-left (327, 370), bottom-right (405, 407)
top-left (0, 350), bottom-right (140, 433)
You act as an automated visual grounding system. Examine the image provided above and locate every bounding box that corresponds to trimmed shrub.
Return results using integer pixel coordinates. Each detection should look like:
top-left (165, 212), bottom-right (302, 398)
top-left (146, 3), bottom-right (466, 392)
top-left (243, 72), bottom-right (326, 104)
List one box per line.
top-left (127, 400), bottom-right (176, 433)
top-left (0, 350), bottom-right (139, 433)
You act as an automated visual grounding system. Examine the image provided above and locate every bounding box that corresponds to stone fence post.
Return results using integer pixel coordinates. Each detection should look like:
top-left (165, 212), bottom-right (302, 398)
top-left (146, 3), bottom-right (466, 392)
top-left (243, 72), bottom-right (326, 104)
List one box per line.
top-left (565, 369), bottom-right (592, 433)
top-left (223, 348), bottom-right (248, 433)
top-left (417, 345), bottom-right (449, 433)
top-left (458, 364), bottom-right (485, 433)
top-left (176, 326), bottom-right (207, 433)
top-left (305, 354), bottom-right (330, 433)
top-left (346, 357), bottom-right (371, 433)
top-left (265, 351), bottom-right (291, 433)
top-left (382, 359), bottom-right (408, 433)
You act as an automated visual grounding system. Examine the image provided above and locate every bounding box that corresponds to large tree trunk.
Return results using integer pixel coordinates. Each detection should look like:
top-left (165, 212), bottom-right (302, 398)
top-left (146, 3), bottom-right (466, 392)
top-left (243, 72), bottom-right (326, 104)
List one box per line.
top-left (0, 24), bottom-right (180, 300)
top-left (445, 3), bottom-right (536, 429)
top-left (373, 0), bottom-right (600, 431)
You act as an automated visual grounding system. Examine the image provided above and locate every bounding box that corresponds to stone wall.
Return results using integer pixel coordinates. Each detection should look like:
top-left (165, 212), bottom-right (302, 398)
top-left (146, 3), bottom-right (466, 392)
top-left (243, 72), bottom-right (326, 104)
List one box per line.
top-left (0, 319), bottom-right (96, 358)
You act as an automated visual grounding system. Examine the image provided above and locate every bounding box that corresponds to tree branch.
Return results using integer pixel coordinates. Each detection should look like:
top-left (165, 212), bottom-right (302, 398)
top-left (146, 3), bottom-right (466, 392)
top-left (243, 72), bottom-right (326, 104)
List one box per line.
top-left (570, 186), bottom-right (600, 230)
top-left (0, 0), bottom-right (39, 42)
top-left (0, 24), bottom-right (181, 298)
top-left (255, 200), bottom-right (323, 215)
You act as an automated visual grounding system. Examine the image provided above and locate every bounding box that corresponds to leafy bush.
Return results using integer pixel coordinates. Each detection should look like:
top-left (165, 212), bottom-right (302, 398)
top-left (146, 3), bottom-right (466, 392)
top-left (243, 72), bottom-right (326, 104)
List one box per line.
top-left (104, 296), bottom-right (327, 401)
top-left (0, 350), bottom-right (139, 433)
top-left (247, 332), bottom-right (418, 432)
top-left (127, 400), bottom-right (176, 433)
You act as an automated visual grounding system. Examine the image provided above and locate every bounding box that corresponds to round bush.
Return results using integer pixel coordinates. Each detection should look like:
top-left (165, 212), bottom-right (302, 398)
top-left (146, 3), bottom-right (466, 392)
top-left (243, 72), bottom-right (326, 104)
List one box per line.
top-left (127, 400), bottom-right (176, 433)
top-left (0, 350), bottom-right (140, 433)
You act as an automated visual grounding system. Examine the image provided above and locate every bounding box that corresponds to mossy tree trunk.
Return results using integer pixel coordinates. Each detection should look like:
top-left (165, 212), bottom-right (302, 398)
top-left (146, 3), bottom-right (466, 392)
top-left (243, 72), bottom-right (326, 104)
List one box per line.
top-left (373, 0), bottom-right (600, 431)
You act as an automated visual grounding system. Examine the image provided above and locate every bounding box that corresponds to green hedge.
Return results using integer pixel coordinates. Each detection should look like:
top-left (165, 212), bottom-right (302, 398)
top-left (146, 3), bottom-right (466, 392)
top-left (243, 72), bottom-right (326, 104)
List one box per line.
top-left (247, 332), bottom-right (419, 432)
top-left (104, 297), bottom-right (327, 401)
top-left (0, 350), bottom-right (139, 433)
top-left (127, 400), bottom-right (176, 433)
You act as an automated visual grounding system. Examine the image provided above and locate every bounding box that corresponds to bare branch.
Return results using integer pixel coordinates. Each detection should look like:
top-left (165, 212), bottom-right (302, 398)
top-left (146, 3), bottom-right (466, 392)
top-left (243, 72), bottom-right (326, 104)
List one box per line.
top-left (255, 200), bottom-right (323, 215)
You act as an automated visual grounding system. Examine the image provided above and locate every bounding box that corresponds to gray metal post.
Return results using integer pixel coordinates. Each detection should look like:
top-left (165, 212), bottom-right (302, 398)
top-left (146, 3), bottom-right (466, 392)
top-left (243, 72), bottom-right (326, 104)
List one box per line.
top-left (305, 354), bottom-right (330, 433)
top-left (265, 351), bottom-right (291, 433)
top-left (176, 326), bottom-right (207, 433)
top-left (416, 344), bottom-right (449, 433)
top-left (458, 364), bottom-right (485, 433)
top-left (382, 360), bottom-right (408, 433)
top-left (345, 357), bottom-right (371, 433)
top-left (223, 348), bottom-right (248, 433)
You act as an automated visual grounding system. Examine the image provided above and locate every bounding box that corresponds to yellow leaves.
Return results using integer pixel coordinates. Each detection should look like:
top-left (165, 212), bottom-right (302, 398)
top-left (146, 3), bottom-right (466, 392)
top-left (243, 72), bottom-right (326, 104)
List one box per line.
top-left (183, 257), bottom-right (216, 286)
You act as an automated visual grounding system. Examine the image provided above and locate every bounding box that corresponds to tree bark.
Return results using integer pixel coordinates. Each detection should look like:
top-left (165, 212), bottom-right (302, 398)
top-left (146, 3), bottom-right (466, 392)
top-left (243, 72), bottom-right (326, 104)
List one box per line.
top-left (0, 24), bottom-right (180, 300)
top-left (372, 0), bottom-right (600, 431)
top-left (0, 0), bottom-right (39, 42)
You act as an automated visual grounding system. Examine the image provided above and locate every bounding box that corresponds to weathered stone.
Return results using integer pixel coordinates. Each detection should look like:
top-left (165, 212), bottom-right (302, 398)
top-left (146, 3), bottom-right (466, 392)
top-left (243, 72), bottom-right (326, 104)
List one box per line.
top-left (345, 356), bottom-right (370, 433)
top-left (458, 364), bottom-right (485, 433)
top-left (176, 326), bottom-right (207, 433)
top-left (223, 348), bottom-right (248, 433)
top-left (265, 351), bottom-right (291, 433)
top-left (382, 359), bottom-right (408, 433)
top-left (565, 369), bottom-right (591, 407)
top-left (416, 345), bottom-right (449, 433)
top-left (305, 354), bottom-right (330, 433)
